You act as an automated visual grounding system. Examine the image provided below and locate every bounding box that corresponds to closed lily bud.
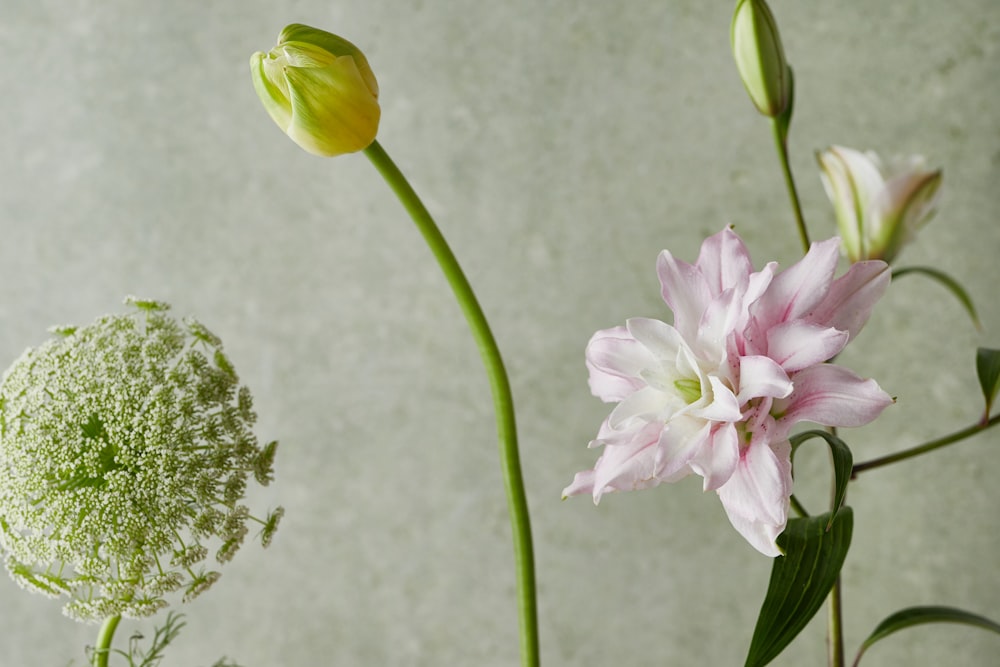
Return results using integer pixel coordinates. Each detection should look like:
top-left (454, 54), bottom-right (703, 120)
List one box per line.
top-left (731, 0), bottom-right (790, 117)
top-left (250, 24), bottom-right (380, 157)
top-left (817, 145), bottom-right (942, 264)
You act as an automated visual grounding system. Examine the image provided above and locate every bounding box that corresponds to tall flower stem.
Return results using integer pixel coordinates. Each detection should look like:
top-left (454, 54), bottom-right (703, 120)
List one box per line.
top-left (363, 139), bottom-right (539, 667)
top-left (827, 577), bottom-right (845, 667)
top-left (92, 615), bottom-right (121, 667)
top-left (852, 413), bottom-right (1000, 476)
top-left (771, 119), bottom-right (810, 253)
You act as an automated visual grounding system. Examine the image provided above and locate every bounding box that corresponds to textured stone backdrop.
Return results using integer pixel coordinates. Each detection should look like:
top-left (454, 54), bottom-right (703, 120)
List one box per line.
top-left (0, 1), bottom-right (997, 664)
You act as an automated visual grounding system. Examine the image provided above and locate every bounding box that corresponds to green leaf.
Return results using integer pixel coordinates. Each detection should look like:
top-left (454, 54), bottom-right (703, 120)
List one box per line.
top-left (976, 348), bottom-right (1000, 417)
top-left (892, 266), bottom-right (980, 329)
top-left (789, 429), bottom-right (853, 528)
top-left (745, 508), bottom-right (853, 667)
top-left (852, 606), bottom-right (1000, 666)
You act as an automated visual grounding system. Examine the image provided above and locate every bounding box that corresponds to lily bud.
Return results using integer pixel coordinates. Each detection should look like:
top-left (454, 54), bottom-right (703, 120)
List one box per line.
top-left (817, 146), bottom-right (942, 264)
top-left (731, 0), bottom-right (791, 117)
top-left (250, 24), bottom-right (380, 157)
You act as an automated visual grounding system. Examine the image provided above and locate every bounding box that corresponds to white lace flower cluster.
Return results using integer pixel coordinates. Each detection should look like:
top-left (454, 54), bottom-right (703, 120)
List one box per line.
top-left (0, 297), bottom-right (282, 621)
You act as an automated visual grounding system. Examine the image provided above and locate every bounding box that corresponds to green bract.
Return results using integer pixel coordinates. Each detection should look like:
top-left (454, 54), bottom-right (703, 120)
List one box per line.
top-left (0, 298), bottom-right (282, 621)
top-left (251, 23), bottom-right (381, 157)
top-left (731, 0), bottom-right (790, 118)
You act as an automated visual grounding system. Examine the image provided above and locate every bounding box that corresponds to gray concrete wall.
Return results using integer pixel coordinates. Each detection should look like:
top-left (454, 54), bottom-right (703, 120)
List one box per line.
top-left (0, 1), bottom-right (997, 664)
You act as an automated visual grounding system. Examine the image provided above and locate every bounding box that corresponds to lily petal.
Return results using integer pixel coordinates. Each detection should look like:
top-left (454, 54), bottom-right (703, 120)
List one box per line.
top-left (716, 437), bottom-right (792, 556)
top-left (806, 260), bottom-right (890, 341)
top-left (765, 321), bottom-right (849, 372)
top-left (585, 326), bottom-right (654, 402)
top-left (737, 355), bottom-right (793, 403)
top-left (776, 363), bottom-right (893, 429)
top-left (657, 251), bottom-right (710, 341)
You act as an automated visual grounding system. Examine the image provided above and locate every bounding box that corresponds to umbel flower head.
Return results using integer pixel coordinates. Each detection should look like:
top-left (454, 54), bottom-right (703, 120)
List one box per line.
top-left (564, 229), bottom-right (893, 556)
top-left (817, 145), bottom-right (942, 264)
top-left (0, 298), bottom-right (282, 621)
top-left (251, 23), bottom-right (380, 157)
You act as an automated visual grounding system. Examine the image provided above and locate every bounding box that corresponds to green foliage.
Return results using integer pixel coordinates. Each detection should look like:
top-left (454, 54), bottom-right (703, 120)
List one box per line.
top-left (852, 606), bottom-right (1000, 666)
top-left (789, 429), bottom-right (852, 527)
top-left (79, 613), bottom-right (248, 667)
top-left (975, 347), bottom-right (1000, 418)
top-left (745, 509), bottom-right (854, 667)
top-left (892, 266), bottom-right (980, 329)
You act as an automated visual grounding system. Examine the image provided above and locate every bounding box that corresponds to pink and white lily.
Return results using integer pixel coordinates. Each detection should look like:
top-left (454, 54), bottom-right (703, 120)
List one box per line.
top-left (564, 228), bottom-right (893, 555)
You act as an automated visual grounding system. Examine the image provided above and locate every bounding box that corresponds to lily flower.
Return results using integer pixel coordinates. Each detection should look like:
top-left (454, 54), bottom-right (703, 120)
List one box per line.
top-left (817, 145), bottom-right (942, 263)
top-left (564, 229), bottom-right (893, 556)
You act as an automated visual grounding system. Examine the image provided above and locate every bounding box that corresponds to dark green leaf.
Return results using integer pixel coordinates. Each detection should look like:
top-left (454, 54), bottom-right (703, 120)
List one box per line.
top-left (976, 348), bottom-right (1000, 417)
top-left (852, 606), bottom-right (1000, 666)
top-left (745, 508), bottom-right (853, 667)
top-left (789, 430), bottom-right (853, 527)
top-left (892, 266), bottom-right (980, 329)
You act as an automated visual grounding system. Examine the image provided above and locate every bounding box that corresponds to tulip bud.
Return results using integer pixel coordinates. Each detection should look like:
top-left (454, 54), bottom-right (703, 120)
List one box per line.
top-left (731, 0), bottom-right (791, 117)
top-left (817, 146), bottom-right (942, 264)
top-left (250, 24), bottom-right (380, 157)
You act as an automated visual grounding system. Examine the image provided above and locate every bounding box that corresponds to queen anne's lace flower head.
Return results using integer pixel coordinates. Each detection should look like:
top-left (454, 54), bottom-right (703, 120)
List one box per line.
top-left (0, 298), bottom-right (282, 621)
top-left (564, 229), bottom-right (893, 556)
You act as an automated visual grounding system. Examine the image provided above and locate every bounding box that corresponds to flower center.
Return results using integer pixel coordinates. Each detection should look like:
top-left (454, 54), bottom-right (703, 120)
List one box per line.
top-left (673, 378), bottom-right (702, 405)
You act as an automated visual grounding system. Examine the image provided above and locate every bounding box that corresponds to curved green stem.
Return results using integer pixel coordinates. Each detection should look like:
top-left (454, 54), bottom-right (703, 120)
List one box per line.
top-left (852, 413), bottom-right (1000, 476)
top-left (770, 119), bottom-right (810, 253)
top-left (92, 615), bottom-right (121, 667)
top-left (363, 140), bottom-right (539, 667)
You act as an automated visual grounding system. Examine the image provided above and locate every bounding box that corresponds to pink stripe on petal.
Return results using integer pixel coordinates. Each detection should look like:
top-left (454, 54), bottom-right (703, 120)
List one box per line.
top-left (690, 422), bottom-right (739, 491)
top-left (737, 355), bottom-right (793, 403)
top-left (716, 437), bottom-right (792, 556)
top-left (657, 250), bottom-right (710, 341)
top-left (752, 238), bottom-right (840, 328)
top-left (765, 321), bottom-right (849, 372)
top-left (806, 260), bottom-right (889, 341)
top-left (695, 228), bottom-right (754, 296)
top-left (778, 363), bottom-right (893, 428)
top-left (585, 326), bottom-right (654, 402)
top-left (590, 422), bottom-right (666, 501)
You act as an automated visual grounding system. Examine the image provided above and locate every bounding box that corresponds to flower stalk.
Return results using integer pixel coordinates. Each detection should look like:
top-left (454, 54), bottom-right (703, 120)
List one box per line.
top-left (92, 615), bottom-right (121, 667)
top-left (852, 413), bottom-right (1000, 476)
top-left (828, 577), bottom-right (845, 667)
top-left (362, 139), bottom-right (539, 667)
top-left (772, 119), bottom-right (810, 253)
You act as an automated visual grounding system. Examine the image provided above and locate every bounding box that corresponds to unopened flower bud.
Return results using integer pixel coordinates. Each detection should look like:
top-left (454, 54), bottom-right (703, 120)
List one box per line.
top-left (817, 146), bottom-right (942, 263)
top-left (251, 24), bottom-right (380, 157)
top-left (731, 0), bottom-right (791, 117)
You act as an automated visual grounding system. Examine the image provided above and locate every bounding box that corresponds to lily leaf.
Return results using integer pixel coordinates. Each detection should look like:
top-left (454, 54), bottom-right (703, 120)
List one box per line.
top-left (892, 266), bottom-right (980, 329)
top-left (976, 348), bottom-right (1000, 417)
top-left (789, 429), bottom-right (852, 528)
top-left (745, 508), bottom-right (853, 667)
top-left (852, 605), bottom-right (1000, 666)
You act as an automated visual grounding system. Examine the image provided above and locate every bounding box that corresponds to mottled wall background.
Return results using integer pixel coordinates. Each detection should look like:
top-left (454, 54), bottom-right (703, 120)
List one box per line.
top-left (0, 1), bottom-right (998, 665)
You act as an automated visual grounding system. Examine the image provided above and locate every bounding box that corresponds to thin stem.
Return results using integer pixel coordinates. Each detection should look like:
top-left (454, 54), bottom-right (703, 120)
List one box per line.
top-left (770, 119), bottom-right (810, 253)
top-left (363, 140), bottom-right (539, 667)
top-left (852, 413), bottom-right (1000, 476)
top-left (789, 493), bottom-right (809, 518)
top-left (827, 577), bottom-right (845, 667)
top-left (92, 615), bottom-right (121, 667)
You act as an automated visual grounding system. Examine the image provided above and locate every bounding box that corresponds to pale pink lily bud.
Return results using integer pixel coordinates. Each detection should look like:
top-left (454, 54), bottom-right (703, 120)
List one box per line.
top-left (817, 145), bottom-right (942, 264)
